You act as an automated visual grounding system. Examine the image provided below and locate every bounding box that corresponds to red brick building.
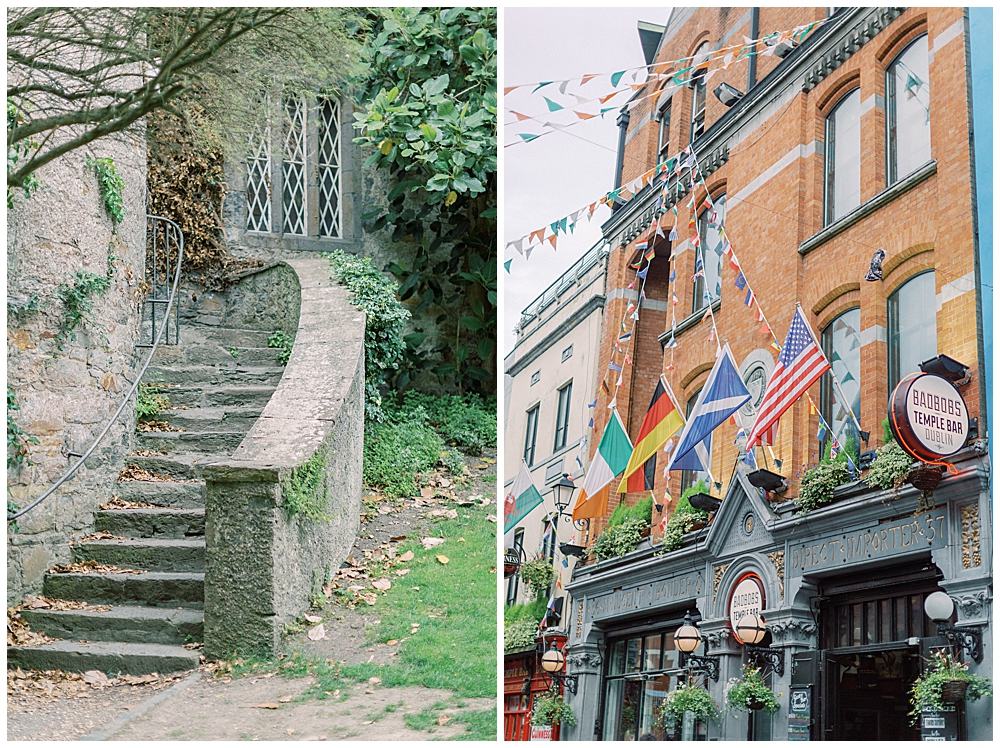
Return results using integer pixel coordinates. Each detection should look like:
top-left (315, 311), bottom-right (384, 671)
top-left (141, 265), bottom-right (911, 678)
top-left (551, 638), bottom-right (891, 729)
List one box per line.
top-left (563, 7), bottom-right (991, 741)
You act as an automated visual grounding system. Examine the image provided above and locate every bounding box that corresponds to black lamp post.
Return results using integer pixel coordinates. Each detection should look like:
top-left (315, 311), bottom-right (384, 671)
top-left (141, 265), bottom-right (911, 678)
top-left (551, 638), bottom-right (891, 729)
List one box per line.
top-left (549, 474), bottom-right (576, 519)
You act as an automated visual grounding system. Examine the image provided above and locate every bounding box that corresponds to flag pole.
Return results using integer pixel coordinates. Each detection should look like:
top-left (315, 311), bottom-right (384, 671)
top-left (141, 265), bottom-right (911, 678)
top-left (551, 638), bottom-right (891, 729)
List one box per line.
top-left (795, 303), bottom-right (869, 445)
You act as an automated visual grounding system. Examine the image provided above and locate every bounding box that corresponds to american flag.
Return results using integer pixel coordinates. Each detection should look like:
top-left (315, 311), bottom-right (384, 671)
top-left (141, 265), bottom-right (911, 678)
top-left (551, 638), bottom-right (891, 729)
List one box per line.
top-left (748, 306), bottom-right (831, 448)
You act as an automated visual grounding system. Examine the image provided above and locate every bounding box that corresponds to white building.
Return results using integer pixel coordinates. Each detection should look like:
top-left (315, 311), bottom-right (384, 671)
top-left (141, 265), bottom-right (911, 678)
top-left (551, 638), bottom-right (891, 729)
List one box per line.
top-left (503, 241), bottom-right (609, 616)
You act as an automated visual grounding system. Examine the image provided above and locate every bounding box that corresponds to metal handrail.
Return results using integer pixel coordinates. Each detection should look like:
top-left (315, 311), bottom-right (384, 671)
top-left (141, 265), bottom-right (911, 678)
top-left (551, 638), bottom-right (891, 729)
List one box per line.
top-left (7, 215), bottom-right (184, 522)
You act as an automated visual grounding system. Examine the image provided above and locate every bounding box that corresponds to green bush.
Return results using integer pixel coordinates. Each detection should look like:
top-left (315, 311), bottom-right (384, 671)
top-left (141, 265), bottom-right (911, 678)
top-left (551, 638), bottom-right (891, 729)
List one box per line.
top-left (389, 390), bottom-right (496, 454)
top-left (660, 480), bottom-right (712, 552)
top-left (591, 516), bottom-right (648, 562)
top-left (505, 598), bottom-right (547, 624)
top-left (518, 556), bottom-right (555, 599)
top-left (532, 688), bottom-right (577, 727)
top-left (796, 460), bottom-right (852, 513)
top-left (328, 250), bottom-right (410, 422)
top-left (363, 413), bottom-right (444, 499)
top-left (866, 441), bottom-right (913, 491)
top-left (504, 618), bottom-right (538, 653)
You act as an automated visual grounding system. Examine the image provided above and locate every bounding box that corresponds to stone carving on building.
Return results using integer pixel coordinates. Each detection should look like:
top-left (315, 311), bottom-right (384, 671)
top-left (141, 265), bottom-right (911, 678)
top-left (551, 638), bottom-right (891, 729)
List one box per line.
top-left (566, 651), bottom-right (603, 670)
top-left (705, 629), bottom-right (735, 649)
top-left (713, 563), bottom-right (730, 604)
top-left (576, 601), bottom-right (584, 638)
top-left (767, 619), bottom-right (818, 644)
top-left (953, 590), bottom-right (991, 621)
top-left (766, 551), bottom-right (785, 599)
top-left (961, 503), bottom-right (981, 569)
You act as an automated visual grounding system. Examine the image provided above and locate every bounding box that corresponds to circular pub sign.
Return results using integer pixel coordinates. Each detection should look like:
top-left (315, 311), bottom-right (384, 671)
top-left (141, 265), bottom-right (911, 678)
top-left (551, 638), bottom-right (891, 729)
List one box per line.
top-left (889, 372), bottom-right (969, 462)
top-left (728, 572), bottom-right (765, 644)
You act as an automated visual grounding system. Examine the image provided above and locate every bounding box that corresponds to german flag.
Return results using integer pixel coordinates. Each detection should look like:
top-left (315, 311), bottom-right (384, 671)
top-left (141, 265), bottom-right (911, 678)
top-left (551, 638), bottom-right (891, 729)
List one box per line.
top-left (617, 376), bottom-right (684, 493)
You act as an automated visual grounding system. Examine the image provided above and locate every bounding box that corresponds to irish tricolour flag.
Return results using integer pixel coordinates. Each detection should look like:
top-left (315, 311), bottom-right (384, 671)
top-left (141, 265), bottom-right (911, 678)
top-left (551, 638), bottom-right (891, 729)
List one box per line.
top-left (572, 410), bottom-right (633, 520)
top-left (504, 461), bottom-right (544, 533)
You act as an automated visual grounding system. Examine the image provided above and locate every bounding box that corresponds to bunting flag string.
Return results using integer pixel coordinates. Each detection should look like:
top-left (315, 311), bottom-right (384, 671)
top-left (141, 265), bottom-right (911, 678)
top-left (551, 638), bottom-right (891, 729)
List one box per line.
top-left (503, 19), bottom-right (826, 97)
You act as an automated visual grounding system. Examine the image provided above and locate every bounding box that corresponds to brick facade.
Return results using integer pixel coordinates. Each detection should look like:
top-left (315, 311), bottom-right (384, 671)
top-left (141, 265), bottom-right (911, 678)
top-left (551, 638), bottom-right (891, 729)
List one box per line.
top-left (590, 7), bottom-right (984, 545)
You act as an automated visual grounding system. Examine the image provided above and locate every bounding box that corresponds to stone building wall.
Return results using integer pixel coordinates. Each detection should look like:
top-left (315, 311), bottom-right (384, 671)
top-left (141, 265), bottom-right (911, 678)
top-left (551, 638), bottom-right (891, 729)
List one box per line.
top-left (6, 127), bottom-right (147, 602)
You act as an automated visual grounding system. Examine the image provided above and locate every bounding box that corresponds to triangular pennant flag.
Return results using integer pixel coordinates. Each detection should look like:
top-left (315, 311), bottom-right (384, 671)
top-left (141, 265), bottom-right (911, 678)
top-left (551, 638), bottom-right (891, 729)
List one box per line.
top-left (518, 133), bottom-right (541, 143)
top-left (533, 81), bottom-right (553, 93)
top-left (529, 228), bottom-right (545, 244)
top-left (599, 92), bottom-right (620, 104)
top-left (504, 259), bottom-right (512, 273)
top-left (580, 74), bottom-right (598, 86)
top-left (510, 111), bottom-right (533, 122)
top-left (558, 80), bottom-right (570, 95)
top-left (543, 97), bottom-right (564, 112)
top-left (574, 110), bottom-right (598, 120)
top-left (547, 234), bottom-right (558, 250)
top-left (610, 70), bottom-right (626, 87)
top-left (504, 86), bottom-right (519, 95)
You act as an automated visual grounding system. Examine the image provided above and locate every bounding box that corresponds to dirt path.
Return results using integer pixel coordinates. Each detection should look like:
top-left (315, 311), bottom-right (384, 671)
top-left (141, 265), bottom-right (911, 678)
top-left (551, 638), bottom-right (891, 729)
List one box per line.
top-left (7, 450), bottom-right (498, 741)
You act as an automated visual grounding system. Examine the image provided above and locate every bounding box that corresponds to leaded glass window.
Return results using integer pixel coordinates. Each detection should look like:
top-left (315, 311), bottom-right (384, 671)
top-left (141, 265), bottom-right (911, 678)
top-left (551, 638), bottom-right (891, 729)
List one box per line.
top-left (317, 96), bottom-right (342, 238)
top-left (245, 102), bottom-right (271, 233)
top-left (821, 308), bottom-right (861, 453)
top-left (281, 94), bottom-right (307, 236)
top-left (887, 35), bottom-right (930, 184)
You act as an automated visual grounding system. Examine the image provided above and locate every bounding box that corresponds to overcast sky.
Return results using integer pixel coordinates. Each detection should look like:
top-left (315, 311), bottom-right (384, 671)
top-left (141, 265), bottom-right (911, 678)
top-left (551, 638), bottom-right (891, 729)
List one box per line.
top-left (502, 7), bottom-right (672, 354)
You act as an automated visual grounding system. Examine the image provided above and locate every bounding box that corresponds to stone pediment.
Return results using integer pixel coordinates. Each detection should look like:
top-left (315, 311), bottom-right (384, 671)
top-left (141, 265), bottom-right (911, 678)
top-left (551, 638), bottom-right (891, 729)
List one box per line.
top-left (703, 469), bottom-right (778, 559)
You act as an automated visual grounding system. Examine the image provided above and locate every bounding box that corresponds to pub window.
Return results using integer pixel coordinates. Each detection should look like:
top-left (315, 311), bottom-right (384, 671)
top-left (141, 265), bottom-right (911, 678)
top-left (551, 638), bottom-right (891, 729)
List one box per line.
top-left (887, 34), bottom-right (930, 185)
top-left (823, 589), bottom-right (949, 649)
top-left (245, 93), bottom-right (343, 238)
top-left (506, 529), bottom-right (524, 606)
top-left (824, 88), bottom-right (861, 225)
top-left (689, 42), bottom-right (709, 143)
top-left (524, 405), bottom-right (540, 467)
top-left (541, 517), bottom-right (557, 564)
top-left (820, 308), bottom-right (861, 454)
top-left (657, 99), bottom-right (672, 162)
top-left (554, 381), bottom-right (573, 451)
top-left (602, 627), bottom-right (684, 740)
top-left (887, 271), bottom-right (936, 391)
top-left (680, 388), bottom-right (711, 494)
top-left (692, 193), bottom-right (727, 315)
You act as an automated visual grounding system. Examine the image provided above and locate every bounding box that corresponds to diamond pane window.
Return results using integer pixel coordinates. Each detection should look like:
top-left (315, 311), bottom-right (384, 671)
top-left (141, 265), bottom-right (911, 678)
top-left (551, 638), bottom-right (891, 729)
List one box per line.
top-left (317, 97), bottom-right (342, 238)
top-left (245, 118), bottom-right (271, 233)
top-left (282, 94), bottom-right (307, 236)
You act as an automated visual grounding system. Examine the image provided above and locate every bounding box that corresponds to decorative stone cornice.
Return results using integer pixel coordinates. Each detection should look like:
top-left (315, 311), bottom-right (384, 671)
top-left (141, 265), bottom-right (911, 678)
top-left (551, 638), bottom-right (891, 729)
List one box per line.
top-left (953, 589), bottom-right (991, 622)
top-left (801, 8), bottom-right (905, 91)
top-left (566, 651), bottom-right (603, 671)
top-left (767, 619), bottom-right (818, 644)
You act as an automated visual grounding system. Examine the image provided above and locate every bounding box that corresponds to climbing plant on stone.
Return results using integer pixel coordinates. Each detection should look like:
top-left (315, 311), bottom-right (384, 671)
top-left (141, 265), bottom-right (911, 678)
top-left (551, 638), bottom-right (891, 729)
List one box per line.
top-left (353, 7), bottom-right (497, 395)
top-left (86, 154), bottom-right (126, 225)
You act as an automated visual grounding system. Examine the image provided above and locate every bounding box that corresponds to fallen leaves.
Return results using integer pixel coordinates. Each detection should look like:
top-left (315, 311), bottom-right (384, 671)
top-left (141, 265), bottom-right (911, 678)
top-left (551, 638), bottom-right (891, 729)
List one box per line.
top-left (118, 464), bottom-right (198, 483)
top-left (99, 496), bottom-right (177, 511)
top-left (394, 568), bottom-right (410, 577)
top-left (306, 624), bottom-right (326, 641)
top-left (303, 614), bottom-right (322, 623)
top-left (436, 555), bottom-right (449, 565)
top-left (21, 595), bottom-right (112, 613)
top-left (136, 420), bottom-right (183, 433)
top-left (79, 530), bottom-right (123, 542)
top-left (6, 666), bottom-right (183, 701)
top-left (371, 579), bottom-right (391, 592)
top-left (7, 607), bottom-right (54, 647)
top-left (427, 508), bottom-right (458, 519)
top-left (253, 702), bottom-right (280, 709)
top-left (421, 537), bottom-right (445, 550)
top-left (438, 714), bottom-right (452, 726)
top-left (278, 695), bottom-right (293, 703)
top-left (48, 561), bottom-right (146, 575)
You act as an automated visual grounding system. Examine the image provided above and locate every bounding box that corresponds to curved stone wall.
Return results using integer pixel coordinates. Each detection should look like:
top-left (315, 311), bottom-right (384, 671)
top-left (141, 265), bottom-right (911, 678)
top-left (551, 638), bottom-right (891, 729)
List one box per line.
top-left (202, 258), bottom-right (365, 658)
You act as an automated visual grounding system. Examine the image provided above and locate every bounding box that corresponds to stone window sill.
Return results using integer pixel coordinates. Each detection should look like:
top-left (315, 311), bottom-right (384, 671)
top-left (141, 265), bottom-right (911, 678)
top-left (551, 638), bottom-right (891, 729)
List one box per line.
top-left (799, 159), bottom-right (937, 256)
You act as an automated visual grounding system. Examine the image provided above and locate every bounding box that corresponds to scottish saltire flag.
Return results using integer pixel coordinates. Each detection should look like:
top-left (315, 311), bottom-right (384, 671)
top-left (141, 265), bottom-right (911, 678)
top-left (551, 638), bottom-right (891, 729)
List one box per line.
top-left (666, 343), bottom-right (751, 473)
top-left (608, 360), bottom-right (623, 373)
top-left (748, 306), bottom-right (831, 448)
top-left (637, 265), bottom-right (649, 280)
top-left (504, 461), bottom-right (544, 533)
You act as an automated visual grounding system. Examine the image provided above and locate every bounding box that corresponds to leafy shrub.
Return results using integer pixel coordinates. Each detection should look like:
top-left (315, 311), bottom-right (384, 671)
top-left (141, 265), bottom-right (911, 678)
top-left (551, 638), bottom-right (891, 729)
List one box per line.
top-left (56, 271), bottom-right (111, 348)
top-left (504, 618), bottom-right (538, 653)
top-left (866, 441), bottom-right (914, 491)
top-left (7, 385), bottom-right (37, 470)
top-left (362, 411), bottom-right (444, 498)
top-left (328, 250), bottom-right (410, 422)
top-left (909, 649), bottom-right (992, 724)
top-left (440, 448), bottom-right (465, 476)
top-left (795, 460), bottom-right (852, 513)
top-left (660, 683), bottom-right (719, 729)
top-left (389, 391), bottom-right (496, 454)
top-left (505, 598), bottom-right (547, 624)
top-left (137, 379), bottom-right (170, 421)
top-left (518, 556), bottom-right (555, 599)
top-left (86, 154), bottom-right (126, 225)
top-left (591, 516), bottom-right (648, 562)
top-left (659, 481), bottom-right (711, 552)
top-left (282, 451), bottom-right (329, 522)
top-left (532, 688), bottom-right (577, 727)
top-left (725, 664), bottom-right (780, 714)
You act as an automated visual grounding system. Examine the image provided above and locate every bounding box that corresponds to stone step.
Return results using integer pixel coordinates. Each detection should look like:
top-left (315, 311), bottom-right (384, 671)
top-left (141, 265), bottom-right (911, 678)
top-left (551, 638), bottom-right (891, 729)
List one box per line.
top-left (177, 326), bottom-right (274, 349)
top-left (164, 385), bottom-right (277, 408)
top-left (135, 430), bottom-right (246, 455)
top-left (145, 365), bottom-right (284, 387)
top-left (20, 605), bottom-right (203, 646)
top-left (129, 454), bottom-right (207, 481)
top-left (158, 406), bottom-right (262, 433)
top-left (7, 639), bottom-right (200, 675)
top-left (74, 538), bottom-right (205, 573)
top-left (117, 479), bottom-right (204, 508)
top-left (153, 344), bottom-right (284, 367)
top-left (96, 508), bottom-right (204, 539)
top-left (43, 571), bottom-right (204, 608)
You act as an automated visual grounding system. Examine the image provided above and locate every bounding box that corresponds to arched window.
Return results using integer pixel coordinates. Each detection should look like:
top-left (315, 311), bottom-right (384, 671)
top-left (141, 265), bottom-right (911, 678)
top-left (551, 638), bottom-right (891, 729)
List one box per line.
top-left (887, 35), bottom-right (930, 184)
top-left (689, 42), bottom-right (709, 143)
top-left (820, 308), bottom-right (861, 453)
top-left (691, 194), bottom-right (727, 314)
top-left (888, 271), bottom-right (937, 390)
top-left (680, 387), bottom-right (711, 494)
top-left (824, 88), bottom-right (861, 225)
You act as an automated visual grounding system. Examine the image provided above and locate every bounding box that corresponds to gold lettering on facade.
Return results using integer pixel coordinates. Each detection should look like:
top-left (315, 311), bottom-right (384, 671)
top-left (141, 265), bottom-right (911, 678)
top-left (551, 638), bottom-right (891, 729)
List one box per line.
top-left (576, 601), bottom-right (584, 637)
top-left (961, 503), bottom-right (981, 569)
top-left (713, 564), bottom-right (729, 603)
top-left (766, 551), bottom-right (785, 599)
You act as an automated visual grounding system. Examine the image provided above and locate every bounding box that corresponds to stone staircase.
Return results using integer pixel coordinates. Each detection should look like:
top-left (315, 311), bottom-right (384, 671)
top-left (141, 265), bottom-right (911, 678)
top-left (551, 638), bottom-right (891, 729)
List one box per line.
top-left (9, 324), bottom-right (286, 675)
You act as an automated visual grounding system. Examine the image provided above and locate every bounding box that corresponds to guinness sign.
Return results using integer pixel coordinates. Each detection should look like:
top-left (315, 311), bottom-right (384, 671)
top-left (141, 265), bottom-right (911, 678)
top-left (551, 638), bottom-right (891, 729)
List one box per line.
top-left (889, 372), bottom-right (969, 462)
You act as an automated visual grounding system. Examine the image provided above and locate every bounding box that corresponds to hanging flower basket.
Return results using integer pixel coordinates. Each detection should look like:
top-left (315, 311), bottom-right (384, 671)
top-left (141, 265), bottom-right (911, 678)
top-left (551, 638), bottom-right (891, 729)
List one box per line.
top-left (941, 679), bottom-right (969, 703)
top-left (908, 464), bottom-right (944, 492)
top-left (748, 696), bottom-right (767, 711)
